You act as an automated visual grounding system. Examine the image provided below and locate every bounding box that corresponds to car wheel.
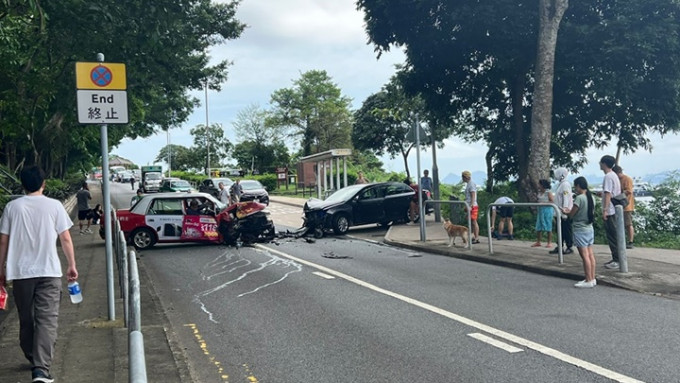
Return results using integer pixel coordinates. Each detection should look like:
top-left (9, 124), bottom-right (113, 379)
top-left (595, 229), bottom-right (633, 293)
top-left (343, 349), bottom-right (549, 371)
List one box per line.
top-left (131, 228), bottom-right (156, 250)
top-left (332, 214), bottom-right (350, 235)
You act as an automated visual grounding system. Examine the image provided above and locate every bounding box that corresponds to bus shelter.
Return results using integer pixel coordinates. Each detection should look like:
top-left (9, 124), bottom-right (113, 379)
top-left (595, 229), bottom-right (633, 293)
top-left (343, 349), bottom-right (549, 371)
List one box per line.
top-left (298, 149), bottom-right (352, 199)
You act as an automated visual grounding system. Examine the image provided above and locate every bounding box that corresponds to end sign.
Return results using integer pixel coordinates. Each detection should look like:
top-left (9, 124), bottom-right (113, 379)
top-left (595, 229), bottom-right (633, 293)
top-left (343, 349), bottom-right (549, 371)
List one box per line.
top-left (76, 62), bottom-right (128, 124)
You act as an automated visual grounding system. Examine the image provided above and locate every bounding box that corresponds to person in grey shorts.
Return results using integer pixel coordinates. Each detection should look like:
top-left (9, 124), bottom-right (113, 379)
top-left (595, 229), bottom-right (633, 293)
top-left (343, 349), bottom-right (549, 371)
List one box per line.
top-left (76, 182), bottom-right (92, 234)
top-left (0, 165), bottom-right (79, 383)
top-left (562, 176), bottom-right (596, 288)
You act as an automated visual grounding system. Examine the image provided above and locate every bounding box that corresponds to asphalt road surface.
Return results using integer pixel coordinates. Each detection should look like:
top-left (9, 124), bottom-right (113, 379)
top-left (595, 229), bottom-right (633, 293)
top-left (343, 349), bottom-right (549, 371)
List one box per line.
top-left (110, 183), bottom-right (680, 383)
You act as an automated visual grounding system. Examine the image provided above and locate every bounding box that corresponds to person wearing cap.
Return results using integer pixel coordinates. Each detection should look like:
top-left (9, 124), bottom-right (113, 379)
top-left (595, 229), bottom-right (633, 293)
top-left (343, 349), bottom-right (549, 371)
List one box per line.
top-left (600, 155), bottom-right (622, 269)
top-left (462, 171), bottom-right (480, 244)
top-left (550, 167), bottom-right (574, 255)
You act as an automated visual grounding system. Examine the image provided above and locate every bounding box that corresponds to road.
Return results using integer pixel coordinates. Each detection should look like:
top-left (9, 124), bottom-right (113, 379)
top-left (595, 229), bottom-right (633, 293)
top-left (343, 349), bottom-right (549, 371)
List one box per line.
top-left (109, 183), bottom-right (680, 383)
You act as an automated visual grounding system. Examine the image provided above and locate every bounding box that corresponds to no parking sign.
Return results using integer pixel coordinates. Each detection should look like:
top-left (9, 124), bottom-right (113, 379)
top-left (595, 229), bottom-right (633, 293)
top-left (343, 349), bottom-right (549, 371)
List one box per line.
top-left (75, 62), bottom-right (128, 124)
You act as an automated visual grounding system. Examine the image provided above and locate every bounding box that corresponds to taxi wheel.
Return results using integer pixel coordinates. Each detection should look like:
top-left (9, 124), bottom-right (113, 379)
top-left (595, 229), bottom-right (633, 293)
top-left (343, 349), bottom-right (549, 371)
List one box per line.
top-left (132, 228), bottom-right (156, 250)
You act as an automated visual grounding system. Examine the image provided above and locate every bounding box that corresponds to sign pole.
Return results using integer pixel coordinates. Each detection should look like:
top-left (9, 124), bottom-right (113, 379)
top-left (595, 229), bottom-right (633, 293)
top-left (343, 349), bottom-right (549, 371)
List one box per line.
top-left (96, 52), bottom-right (116, 321)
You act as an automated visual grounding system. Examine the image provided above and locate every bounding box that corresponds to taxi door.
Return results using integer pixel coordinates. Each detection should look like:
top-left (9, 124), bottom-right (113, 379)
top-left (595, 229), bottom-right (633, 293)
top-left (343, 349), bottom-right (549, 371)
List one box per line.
top-left (145, 198), bottom-right (184, 241)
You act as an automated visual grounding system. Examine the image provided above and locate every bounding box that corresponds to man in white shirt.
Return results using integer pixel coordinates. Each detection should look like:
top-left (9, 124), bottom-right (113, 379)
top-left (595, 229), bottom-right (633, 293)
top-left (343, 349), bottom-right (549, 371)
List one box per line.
top-left (218, 182), bottom-right (230, 205)
top-left (462, 171), bottom-right (480, 244)
top-left (491, 196), bottom-right (514, 240)
top-left (0, 166), bottom-right (78, 383)
top-left (600, 155), bottom-right (622, 269)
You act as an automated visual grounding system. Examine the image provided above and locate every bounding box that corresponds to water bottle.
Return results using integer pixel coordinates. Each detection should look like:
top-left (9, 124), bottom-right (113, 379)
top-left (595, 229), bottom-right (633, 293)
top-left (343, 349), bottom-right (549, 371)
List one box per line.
top-left (68, 281), bottom-right (83, 304)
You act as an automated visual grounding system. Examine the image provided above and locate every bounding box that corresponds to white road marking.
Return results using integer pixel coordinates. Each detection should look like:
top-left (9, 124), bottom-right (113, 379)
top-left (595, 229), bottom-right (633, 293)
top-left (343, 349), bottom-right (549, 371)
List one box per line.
top-left (256, 244), bottom-right (645, 383)
top-left (468, 333), bottom-right (523, 353)
top-left (312, 271), bottom-right (336, 279)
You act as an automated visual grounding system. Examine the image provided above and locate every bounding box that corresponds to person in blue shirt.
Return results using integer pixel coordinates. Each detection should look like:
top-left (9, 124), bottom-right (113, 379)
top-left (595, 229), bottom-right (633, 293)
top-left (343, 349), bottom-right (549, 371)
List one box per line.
top-left (420, 169), bottom-right (433, 192)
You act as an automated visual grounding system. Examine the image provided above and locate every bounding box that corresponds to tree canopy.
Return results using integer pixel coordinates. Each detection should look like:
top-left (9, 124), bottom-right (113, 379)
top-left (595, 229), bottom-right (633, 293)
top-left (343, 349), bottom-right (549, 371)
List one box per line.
top-left (0, 0), bottom-right (245, 177)
top-left (357, 0), bottom-right (680, 197)
top-left (269, 70), bottom-right (353, 156)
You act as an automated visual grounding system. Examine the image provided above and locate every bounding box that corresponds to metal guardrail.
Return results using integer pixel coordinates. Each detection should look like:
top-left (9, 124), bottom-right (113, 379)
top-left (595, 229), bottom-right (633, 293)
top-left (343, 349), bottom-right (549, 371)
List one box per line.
top-left (111, 209), bottom-right (148, 383)
top-left (487, 203), bottom-right (564, 264)
top-left (421, 200), bottom-right (472, 249)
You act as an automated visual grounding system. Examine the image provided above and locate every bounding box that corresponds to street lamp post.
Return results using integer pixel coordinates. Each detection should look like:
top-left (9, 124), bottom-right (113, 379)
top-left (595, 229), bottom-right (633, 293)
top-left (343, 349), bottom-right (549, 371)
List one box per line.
top-left (205, 79), bottom-right (211, 175)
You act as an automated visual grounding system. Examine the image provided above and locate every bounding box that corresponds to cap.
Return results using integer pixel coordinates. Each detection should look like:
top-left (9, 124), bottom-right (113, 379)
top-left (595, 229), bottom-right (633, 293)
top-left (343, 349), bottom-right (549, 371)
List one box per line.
top-left (462, 171), bottom-right (471, 178)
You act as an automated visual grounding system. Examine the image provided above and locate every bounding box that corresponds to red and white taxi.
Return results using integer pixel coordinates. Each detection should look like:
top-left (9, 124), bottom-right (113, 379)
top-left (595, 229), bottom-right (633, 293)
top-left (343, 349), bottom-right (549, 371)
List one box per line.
top-left (106, 192), bottom-right (227, 250)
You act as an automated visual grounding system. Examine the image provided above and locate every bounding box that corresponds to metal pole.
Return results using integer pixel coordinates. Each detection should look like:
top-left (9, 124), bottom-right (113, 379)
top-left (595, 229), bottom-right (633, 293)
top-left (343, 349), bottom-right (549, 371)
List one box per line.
top-left (343, 157), bottom-right (347, 188)
top-left (167, 130), bottom-right (171, 176)
top-left (415, 115), bottom-right (425, 242)
top-left (205, 79), bottom-right (210, 175)
top-left (97, 52), bottom-right (115, 321)
top-left (316, 161), bottom-right (322, 199)
top-left (336, 157), bottom-right (340, 190)
top-left (615, 205), bottom-right (628, 272)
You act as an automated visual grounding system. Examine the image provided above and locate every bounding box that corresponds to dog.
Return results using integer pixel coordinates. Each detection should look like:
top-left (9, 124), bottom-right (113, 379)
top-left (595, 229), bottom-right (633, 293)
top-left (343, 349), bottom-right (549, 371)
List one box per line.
top-left (443, 219), bottom-right (468, 247)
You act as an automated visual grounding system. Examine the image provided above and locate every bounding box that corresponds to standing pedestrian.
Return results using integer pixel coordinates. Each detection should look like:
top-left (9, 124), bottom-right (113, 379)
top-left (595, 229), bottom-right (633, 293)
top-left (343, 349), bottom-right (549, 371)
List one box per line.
top-left (562, 176), bottom-right (597, 288)
top-left (404, 178), bottom-right (420, 223)
top-left (550, 167), bottom-right (574, 255)
top-left (218, 182), bottom-right (231, 205)
top-left (76, 182), bottom-right (92, 234)
top-left (230, 179), bottom-right (243, 203)
top-left (600, 155), bottom-right (622, 269)
top-left (420, 169), bottom-right (433, 192)
top-left (613, 165), bottom-right (635, 249)
top-left (491, 196), bottom-right (514, 240)
top-left (461, 171), bottom-right (480, 244)
top-left (0, 165), bottom-right (78, 383)
top-left (355, 171), bottom-right (369, 184)
top-left (130, 174), bottom-right (135, 190)
top-left (532, 179), bottom-right (554, 248)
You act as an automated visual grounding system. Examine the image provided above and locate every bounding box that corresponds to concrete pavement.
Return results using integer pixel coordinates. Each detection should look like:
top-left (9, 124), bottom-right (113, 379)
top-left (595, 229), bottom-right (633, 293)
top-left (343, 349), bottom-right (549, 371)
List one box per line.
top-left (0, 182), bottom-right (188, 383)
top-left (269, 195), bottom-right (680, 299)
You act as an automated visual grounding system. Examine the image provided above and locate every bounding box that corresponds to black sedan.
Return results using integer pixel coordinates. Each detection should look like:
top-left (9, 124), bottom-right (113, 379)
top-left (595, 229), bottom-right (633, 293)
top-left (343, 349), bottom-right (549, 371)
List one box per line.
top-left (303, 182), bottom-right (416, 235)
top-left (239, 180), bottom-right (269, 205)
top-left (198, 177), bottom-right (233, 198)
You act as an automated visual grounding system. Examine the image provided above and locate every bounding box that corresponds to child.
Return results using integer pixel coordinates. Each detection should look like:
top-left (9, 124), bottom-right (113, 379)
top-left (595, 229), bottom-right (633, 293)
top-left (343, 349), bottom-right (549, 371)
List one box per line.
top-left (532, 179), bottom-right (554, 248)
top-left (90, 203), bottom-right (103, 225)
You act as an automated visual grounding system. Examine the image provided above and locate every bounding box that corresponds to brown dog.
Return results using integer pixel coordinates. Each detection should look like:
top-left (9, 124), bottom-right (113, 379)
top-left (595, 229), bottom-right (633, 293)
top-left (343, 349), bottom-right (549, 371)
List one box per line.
top-left (443, 219), bottom-right (468, 247)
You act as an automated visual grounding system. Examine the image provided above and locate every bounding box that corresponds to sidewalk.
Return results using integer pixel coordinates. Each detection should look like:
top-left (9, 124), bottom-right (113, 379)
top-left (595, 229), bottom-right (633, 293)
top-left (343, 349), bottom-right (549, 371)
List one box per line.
top-left (270, 195), bottom-right (680, 299)
top-left (0, 182), bottom-right (188, 383)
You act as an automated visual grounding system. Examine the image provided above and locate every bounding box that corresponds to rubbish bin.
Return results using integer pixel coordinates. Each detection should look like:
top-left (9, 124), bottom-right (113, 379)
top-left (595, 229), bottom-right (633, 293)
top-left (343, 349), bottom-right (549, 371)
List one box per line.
top-left (448, 195), bottom-right (463, 224)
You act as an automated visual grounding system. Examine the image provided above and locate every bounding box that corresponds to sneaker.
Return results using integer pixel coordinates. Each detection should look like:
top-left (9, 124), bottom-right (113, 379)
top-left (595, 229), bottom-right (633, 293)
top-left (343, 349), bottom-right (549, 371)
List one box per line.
top-left (563, 248), bottom-right (574, 254)
top-left (575, 279), bottom-right (597, 286)
top-left (32, 368), bottom-right (54, 383)
top-left (472, 239), bottom-right (481, 244)
top-left (574, 280), bottom-right (596, 288)
top-left (549, 247), bottom-right (560, 254)
top-left (626, 242), bottom-right (634, 249)
top-left (604, 261), bottom-right (620, 269)
top-left (79, 230), bottom-right (85, 235)
top-left (507, 235), bottom-right (514, 240)
top-left (84, 228), bottom-right (93, 234)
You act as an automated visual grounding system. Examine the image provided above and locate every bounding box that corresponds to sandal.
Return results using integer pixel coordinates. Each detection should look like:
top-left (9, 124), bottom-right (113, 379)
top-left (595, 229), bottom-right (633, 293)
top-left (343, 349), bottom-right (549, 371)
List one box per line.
top-left (545, 243), bottom-right (552, 248)
top-left (531, 242), bottom-right (542, 247)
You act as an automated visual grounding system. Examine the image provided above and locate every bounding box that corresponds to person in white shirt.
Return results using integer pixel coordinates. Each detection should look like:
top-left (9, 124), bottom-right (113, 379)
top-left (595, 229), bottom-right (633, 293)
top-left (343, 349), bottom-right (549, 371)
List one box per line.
top-left (462, 171), bottom-right (480, 244)
top-left (491, 196), bottom-right (514, 240)
top-left (218, 182), bottom-right (231, 205)
top-left (550, 167), bottom-right (574, 255)
top-left (600, 155), bottom-right (622, 269)
top-left (0, 166), bottom-right (78, 383)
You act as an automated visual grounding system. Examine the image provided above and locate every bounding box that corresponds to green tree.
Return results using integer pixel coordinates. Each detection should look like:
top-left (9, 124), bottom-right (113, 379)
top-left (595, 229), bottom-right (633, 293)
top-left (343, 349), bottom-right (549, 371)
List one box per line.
top-left (232, 141), bottom-right (290, 174)
top-left (357, 0), bottom-right (680, 200)
top-left (269, 70), bottom-right (353, 156)
top-left (154, 144), bottom-right (195, 172)
top-left (231, 104), bottom-right (290, 173)
top-left (0, 0), bottom-right (245, 177)
top-left (190, 123), bottom-right (232, 173)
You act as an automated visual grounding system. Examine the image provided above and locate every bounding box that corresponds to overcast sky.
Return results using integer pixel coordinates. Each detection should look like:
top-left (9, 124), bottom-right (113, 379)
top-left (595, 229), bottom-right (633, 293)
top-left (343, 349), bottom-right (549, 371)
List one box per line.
top-left (114, 0), bottom-right (679, 181)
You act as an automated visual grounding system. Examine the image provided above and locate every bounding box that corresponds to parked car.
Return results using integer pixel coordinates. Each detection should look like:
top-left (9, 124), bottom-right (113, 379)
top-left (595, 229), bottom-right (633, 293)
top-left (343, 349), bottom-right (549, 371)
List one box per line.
top-left (303, 182), bottom-right (415, 235)
top-left (159, 178), bottom-right (194, 193)
top-left (119, 171), bottom-right (134, 183)
top-left (101, 192), bottom-right (226, 250)
top-left (238, 180), bottom-right (269, 205)
top-left (198, 177), bottom-right (233, 198)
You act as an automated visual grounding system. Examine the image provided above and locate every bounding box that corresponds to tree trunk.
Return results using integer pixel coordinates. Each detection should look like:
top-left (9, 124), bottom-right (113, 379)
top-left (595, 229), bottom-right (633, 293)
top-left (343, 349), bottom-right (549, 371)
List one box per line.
top-left (402, 149), bottom-right (411, 180)
top-left (511, 75), bottom-right (530, 201)
top-left (522, 0), bottom-right (568, 202)
top-left (432, 137), bottom-right (441, 222)
top-left (485, 148), bottom-right (494, 193)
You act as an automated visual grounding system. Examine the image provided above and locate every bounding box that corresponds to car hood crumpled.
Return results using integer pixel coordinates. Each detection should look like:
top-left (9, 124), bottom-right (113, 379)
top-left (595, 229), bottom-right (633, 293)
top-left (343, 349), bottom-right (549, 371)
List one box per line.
top-left (304, 198), bottom-right (345, 211)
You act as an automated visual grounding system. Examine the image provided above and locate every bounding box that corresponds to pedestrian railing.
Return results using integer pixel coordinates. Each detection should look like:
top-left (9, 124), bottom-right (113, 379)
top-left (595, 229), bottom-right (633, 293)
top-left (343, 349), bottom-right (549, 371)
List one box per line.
top-left (486, 203), bottom-right (564, 264)
top-left (111, 209), bottom-right (148, 383)
top-left (421, 200), bottom-right (472, 249)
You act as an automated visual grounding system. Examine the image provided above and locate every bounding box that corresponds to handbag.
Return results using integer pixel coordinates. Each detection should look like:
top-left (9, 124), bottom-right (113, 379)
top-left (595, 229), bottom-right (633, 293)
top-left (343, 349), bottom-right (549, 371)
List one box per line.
top-left (611, 193), bottom-right (629, 208)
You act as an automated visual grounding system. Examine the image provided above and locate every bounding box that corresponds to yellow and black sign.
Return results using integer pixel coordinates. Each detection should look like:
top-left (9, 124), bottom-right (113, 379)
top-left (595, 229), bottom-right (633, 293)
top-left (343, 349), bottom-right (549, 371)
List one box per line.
top-left (76, 62), bottom-right (127, 90)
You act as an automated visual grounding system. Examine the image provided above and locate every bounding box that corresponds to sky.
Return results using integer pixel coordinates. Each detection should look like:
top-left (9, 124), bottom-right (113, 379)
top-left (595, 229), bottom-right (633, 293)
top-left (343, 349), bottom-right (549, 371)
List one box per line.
top-left (114, 0), bottom-right (680, 182)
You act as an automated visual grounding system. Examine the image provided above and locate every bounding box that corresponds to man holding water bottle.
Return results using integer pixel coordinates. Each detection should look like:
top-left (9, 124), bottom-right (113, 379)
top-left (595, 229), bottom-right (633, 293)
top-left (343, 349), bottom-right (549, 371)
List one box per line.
top-left (0, 165), bottom-right (78, 383)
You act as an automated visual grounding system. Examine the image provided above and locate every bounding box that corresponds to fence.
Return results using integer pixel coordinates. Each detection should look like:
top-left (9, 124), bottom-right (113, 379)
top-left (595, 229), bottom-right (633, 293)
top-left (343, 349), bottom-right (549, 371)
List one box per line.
top-left (112, 212), bottom-right (148, 383)
top-left (486, 202), bottom-right (564, 264)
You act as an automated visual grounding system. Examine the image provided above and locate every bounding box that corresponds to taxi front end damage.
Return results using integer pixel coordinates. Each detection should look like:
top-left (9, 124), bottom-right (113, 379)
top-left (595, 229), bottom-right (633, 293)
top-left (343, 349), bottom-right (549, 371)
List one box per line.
top-left (216, 201), bottom-right (276, 246)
